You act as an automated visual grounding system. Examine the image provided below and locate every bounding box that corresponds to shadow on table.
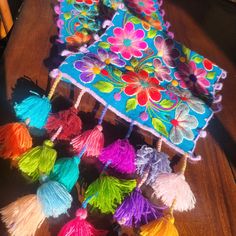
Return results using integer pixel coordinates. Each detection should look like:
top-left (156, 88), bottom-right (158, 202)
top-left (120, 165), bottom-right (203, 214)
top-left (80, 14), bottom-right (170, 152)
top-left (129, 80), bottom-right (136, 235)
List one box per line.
top-left (168, 0), bottom-right (236, 66)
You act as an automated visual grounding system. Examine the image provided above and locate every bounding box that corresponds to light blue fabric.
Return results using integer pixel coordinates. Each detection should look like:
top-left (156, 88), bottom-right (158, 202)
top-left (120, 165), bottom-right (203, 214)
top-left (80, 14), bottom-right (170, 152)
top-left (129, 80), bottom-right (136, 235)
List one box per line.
top-left (58, 9), bottom-right (225, 155)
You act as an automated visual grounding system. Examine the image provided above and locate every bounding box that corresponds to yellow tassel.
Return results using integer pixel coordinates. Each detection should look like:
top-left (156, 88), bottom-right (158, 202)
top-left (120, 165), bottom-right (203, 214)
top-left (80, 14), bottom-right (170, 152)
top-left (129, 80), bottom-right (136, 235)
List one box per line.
top-left (140, 215), bottom-right (179, 236)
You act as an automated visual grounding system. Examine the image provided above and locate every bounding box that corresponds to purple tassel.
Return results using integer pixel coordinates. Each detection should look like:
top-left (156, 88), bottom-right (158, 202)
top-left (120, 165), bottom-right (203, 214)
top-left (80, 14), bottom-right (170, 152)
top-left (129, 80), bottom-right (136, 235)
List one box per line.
top-left (136, 145), bottom-right (172, 185)
top-left (98, 139), bottom-right (135, 174)
top-left (114, 188), bottom-right (163, 227)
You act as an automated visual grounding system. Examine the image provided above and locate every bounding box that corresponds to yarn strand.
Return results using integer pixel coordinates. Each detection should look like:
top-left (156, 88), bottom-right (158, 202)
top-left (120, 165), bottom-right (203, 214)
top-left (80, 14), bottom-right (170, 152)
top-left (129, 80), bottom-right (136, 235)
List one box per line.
top-left (74, 90), bottom-right (86, 109)
top-left (47, 73), bottom-right (62, 100)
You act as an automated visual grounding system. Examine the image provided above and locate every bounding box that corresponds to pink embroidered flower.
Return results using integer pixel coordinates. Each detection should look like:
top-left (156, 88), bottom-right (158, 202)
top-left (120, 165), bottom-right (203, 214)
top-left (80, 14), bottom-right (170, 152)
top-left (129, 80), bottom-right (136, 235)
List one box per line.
top-left (170, 104), bottom-right (198, 145)
top-left (174, 61), bottom-right (210, 95)
top-left (121, 70), bottom-right (165, 106)
top-left (154, 36), bottom-right (180, 68)
top-left (153, 58), bottom-right (171, 81)
top-left (127, 0), bottom-right (156, 16)
top-left (107, 22), bottom-right (148, 60)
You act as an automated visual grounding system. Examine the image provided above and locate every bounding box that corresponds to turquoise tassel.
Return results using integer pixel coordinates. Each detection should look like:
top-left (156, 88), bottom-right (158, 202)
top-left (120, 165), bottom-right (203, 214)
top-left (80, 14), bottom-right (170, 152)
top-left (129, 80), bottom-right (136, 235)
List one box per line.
top-left (49, 156), bottom-right (81, 192)
top-left (37, 180), bottom-right (72, 218)
top-left (14, 92), bottom-right (51, 129)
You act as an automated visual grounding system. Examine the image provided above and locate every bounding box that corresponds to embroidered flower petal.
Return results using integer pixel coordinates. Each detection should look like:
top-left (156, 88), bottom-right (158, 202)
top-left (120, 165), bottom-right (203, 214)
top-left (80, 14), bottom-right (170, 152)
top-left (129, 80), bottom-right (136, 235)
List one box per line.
top-left (74, 61), bottom-right (91, 71)
top-left (148, 87), bottom-right (162, 102)
top-left (179, 115), bottom-right (198, 129)
top-left (180, 127), bottom-right (194, 140)
top-left (124, 84), bottom-right (139, 96)
top-left (170, 126), bottom-right (183, 144)
top-left (137, 90), bottom-right (148, 106)
top-left (175, 104), bottom-right (189, 120)
top-left (80, 72), bottom-right (95, 83)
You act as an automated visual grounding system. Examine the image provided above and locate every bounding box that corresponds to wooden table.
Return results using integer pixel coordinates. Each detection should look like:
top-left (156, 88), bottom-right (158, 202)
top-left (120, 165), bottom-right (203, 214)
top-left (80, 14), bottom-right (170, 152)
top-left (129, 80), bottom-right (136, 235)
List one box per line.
top-left (0, 0), bottom-right (235, 235)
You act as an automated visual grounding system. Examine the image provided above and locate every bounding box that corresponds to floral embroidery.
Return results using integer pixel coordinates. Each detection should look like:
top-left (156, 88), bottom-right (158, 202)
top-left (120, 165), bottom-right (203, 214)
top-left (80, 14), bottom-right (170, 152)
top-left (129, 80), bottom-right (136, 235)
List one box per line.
top-left (107, 22), bottom-right (148, 60)
top-left (78, 17), bottom-right (100, 32)
top-left (154, 36), bottom-right (180, 68)
top-left (87, 48), bottom-right (126, 67)
top-left (66, 32), bottom-right (91, 46)
top-left (127, 0), bottom-right (156, 16)
top-left (168, 85), bottom-right (205, 114)
top-left (174, 61), bottom-right (210, 95)
top-left (73, 3), bottom-right (98, 19)
top-left (74, 56), bottom-right (106, 83)
top-left (153, 58), bottom-right (171, 81)
top-left (75, 0), bottom-right (97, 5)
top-left (121, 70), bottom-right (165, 106)
top-left (170, 104), bottom-right (198, 144)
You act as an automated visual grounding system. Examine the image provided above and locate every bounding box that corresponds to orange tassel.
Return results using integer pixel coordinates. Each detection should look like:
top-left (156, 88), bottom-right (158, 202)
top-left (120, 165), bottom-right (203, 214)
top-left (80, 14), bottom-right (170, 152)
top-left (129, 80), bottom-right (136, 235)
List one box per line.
top-left (140, 215), bottom-right (179, 236)
top-left (0, 122), bottom-right (32, 159)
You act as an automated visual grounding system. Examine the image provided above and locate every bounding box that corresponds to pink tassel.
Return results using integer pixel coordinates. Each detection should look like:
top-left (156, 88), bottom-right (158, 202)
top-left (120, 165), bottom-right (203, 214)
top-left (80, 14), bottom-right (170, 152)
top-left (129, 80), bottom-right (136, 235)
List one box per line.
top-left (70, 125), bottom-right (104, 157)
top-left (58, 208), bottom-right (107, 236)
top-left (45, 107), bottom-right (82, 141)
top-left (99, 139), bottom-right (135, 174)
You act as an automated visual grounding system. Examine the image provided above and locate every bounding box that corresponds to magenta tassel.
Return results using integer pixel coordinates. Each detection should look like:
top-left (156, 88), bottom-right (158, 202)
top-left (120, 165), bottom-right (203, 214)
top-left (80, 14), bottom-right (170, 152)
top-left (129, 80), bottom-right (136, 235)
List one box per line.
top-left (99, 139), bottom-right (136, 174)
top-left (58, 208), bottom-right (107, 236)
top-left (45, 107), bottom-right (82, 141)
top-left (114, 188), bottom-right (163, 227)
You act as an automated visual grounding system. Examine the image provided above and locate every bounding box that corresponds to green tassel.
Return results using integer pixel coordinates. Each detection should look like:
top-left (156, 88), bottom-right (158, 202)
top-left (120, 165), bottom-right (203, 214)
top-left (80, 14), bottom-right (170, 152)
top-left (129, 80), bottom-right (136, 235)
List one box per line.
top-left (48, 156), bottom-right (81, 192)
top-left (85, 175), bottom-right (136, 214)
top-left (18, 140), bottom-right (57, 180)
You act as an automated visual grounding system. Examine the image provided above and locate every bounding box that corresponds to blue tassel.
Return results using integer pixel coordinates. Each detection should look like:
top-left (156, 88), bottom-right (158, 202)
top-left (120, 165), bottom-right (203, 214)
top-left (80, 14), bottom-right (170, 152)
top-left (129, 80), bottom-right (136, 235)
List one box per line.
top-left (37, 180), bottom-right (72, 218)
top-left (14, 92), bottom-right (51, 129)
top-left (48, 156), bottom-right (81, 192)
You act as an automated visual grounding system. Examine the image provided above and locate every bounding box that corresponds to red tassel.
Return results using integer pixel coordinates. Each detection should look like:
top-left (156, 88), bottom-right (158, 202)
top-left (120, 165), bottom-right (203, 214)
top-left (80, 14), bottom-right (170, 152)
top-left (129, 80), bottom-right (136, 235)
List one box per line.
top-left (70, 125), bottom-right (104, 157)
top-left (0, 122), bottom-right (32, 159)
top-left (45, 107), bottom-right (82, 141)
top-left (58, 208), bottom-right (107, 236)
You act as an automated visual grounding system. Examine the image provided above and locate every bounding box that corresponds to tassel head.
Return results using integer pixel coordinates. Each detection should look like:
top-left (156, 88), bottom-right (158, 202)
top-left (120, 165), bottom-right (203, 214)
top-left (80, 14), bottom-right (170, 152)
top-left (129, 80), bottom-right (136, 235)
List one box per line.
top-left (45, 107), bottom-right (82, 141)
top-left (14, 94), bottom-right (51, 129)
top-left (0, 194), bottom-right (45, 236)
top-left (114, 188), bottom-right (162, 227)
top-left (99, 139), bottom-right (136, 174)
top-left (85, 175), bottom-right (136, 214)
top-left (71, 125), bottom-right (104, 157)
top-left (18, 140), bottom-right (57, 181)
top-left (151, 173), bottom-right (196, 212)
top-left (0, 122), bottom-right (32, 159)
top-left (37, 180), bottom-right (72, 218)
top-left (48, 156), bottom-right (80, 192)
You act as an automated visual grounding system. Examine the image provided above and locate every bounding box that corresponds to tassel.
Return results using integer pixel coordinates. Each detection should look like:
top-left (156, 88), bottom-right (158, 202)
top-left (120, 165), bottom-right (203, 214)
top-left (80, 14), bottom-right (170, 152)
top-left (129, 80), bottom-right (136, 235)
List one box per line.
top-left (71, 125), bottom-right (104, 157)
top-left (0, 194), bottom-right (46, 236)
top-left (14, 73), bottom-right (62, 129)
top-left (45, 91), bottom-right (84, 141)
top-left (114, 188), bottom-right (162, 227)
top-left (99, 139), bottom-right (136, 174)
top-left (0, 122), bottom-right (32, 159)
top-left (37, 180), bottom-right (72, 218)
top-left (18, 138), bottom-right (58, 181)
top-left (71, 105), bottom-right (108, 157)
top-left (85, 175), bottom-right (136, 214)
top-left (58, 208), bottom-right (107, 236)
top-left (140, 215), bottom-right (179, 236)
top-left (140, 199), bottom-right (179, 236)
top-left (151, 154), bottom-right (196, 212)
top-left (136, 144), bottom-right (172, 185)
top-left (48, 149), bottom-right (85, 192)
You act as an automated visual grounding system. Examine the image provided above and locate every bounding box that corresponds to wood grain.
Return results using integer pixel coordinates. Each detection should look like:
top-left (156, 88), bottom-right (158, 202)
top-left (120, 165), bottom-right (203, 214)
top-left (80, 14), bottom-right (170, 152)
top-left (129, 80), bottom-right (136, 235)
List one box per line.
top-left (0, 0), bottom-right (235, 235)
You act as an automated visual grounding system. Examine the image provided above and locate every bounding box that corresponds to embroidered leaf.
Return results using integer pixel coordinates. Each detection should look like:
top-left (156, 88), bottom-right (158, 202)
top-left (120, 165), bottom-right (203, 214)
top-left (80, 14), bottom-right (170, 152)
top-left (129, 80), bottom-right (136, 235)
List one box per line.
top-left (98, 42), bottom-right (110, 49)
top-left (206, 72), bottom-right (216, 80)
top-left (64, 13), bottom-right (72, 20)
top-left (113, 68), bottom-right (122, 77)
top-left (152, 118), bottom-right (168, 137)
top-left (143, 67), bottom-right (155, 73)
top-left (147, 29), bottom-right (157, 38)
top-left (131, 58), bottom-right (139, 67)
top-left (192, 56), bottom-right (203, 64)
top-left (94, 81), bottom-right (114, 93)
top-left (125, 66), bottom-right (135, 72)
top-left (126, 98), bottom-right (138, 112)
top-left (182, 45), bottom-right (191, 60)
top-left (129, 17), bottom-right (141, 24)
top-left (67, 0), bottom-right (74, 4)
top-left (159, 99), bottom-right (174, 108)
